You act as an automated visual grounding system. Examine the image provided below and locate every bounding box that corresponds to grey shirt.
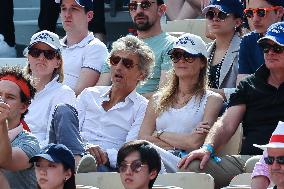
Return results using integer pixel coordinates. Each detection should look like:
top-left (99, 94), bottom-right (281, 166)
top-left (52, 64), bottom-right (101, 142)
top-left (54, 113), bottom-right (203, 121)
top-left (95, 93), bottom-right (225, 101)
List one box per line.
top-left (3, 131), bottom-right (40, 189)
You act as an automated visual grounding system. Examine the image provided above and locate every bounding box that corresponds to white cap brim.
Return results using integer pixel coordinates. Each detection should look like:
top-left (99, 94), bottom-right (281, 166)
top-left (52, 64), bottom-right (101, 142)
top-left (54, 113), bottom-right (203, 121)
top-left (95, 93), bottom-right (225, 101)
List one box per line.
top-left (253, 142), bottom-right (284, 150)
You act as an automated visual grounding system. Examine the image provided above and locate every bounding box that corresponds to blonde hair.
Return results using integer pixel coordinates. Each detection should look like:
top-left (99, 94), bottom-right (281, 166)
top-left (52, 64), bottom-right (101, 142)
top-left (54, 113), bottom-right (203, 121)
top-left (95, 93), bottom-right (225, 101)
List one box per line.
top-left (25, 53), bottom-right (64, 83)
top-left (156, 56), bottom-right (208, 114)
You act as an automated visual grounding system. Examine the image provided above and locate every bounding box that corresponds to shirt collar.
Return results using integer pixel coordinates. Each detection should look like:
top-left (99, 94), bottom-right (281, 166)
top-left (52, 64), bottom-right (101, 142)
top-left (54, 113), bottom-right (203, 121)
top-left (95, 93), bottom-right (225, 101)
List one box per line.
top-left (100, 87), bottom-right (137, 103)
top-left (254, 64), bottom-right (270, 82)
top-left (60, 32), bottom-right (95, 48)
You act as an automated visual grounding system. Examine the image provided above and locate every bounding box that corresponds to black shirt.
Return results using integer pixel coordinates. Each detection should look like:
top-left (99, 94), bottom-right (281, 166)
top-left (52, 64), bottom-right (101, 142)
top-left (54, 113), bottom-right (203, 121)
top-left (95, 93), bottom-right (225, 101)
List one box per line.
top-left (228, 64), bottom-right (284, 155)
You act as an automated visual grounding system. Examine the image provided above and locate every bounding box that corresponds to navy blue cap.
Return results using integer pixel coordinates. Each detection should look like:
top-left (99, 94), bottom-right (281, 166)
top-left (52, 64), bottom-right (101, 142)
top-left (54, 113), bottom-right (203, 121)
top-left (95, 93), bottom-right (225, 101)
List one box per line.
top-left (55, 0), bottom-right (93, 11)
top-left (30, 144), bottom-right (75, 172)
top-left (258, 22), bottom-right (284, 46)
top-left (202, 0), bottom-right (244, 17)
top-left (265, 0), bottom-right (284, 7)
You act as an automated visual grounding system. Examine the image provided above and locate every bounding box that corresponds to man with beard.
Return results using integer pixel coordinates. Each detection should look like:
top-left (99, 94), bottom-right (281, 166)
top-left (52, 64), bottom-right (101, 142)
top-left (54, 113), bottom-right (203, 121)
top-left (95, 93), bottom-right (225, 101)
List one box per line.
top-left (97, 0), bottom-right (176, 99)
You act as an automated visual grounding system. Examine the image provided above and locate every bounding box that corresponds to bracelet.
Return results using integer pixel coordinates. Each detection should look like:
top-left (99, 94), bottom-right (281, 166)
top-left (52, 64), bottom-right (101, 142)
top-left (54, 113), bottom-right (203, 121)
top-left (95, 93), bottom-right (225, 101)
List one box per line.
top-left (201, 144), bottom-right (221, 163)
top-left (156, 130), bottom-right (164, 138)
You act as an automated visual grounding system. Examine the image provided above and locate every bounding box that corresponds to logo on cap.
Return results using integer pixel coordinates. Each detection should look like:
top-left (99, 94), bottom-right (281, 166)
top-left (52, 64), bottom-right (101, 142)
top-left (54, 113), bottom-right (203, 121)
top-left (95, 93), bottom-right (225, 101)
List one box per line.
top-left (34, 32), bottom-right (55, 42)
top-left (176, 36), bottom-right (196, 46)
top-left (270, 25), bottom-right (284, 34)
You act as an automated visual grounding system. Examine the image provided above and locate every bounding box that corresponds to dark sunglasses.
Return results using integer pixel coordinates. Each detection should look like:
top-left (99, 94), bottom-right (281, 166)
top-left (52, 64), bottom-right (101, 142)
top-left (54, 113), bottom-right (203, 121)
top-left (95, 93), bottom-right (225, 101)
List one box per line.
top-left (259, 42), bottom-right (284, 54)
top-left (128, 0), bottom-right (156, 11)
top-left (205, 10), bottom-right (230, 21)
top-left (118, 160), bottom-right (146, 173)
top-left (109, 55), bottom-right (138, 69)
top-left (264, 156), bottom-right (284, 165)
top-left (28, 48), bottom-right (59, 60)
top-left (244, 6), bottom-right (281, 19)
top-left (168, 49), bottom-right (199, 63)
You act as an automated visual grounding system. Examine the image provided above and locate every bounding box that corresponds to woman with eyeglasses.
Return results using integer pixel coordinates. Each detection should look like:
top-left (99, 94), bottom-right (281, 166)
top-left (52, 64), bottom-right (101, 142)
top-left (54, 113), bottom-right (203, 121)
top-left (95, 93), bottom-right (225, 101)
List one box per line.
top-left (202, 0), bottom-right (244, 101)
top-left (117, 140), bottom-right (161, 189)
top-left (23, 31), bottom-right (81, 153)
top-left (138, 33), bottom-right (223, 169)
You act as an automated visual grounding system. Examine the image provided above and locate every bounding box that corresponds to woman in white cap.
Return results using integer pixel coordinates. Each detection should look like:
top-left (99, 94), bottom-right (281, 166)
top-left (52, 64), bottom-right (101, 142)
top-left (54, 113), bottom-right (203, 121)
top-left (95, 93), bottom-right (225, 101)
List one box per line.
top-left (24, 30), bottom-right (84, 161)
top-left (203, 0), bottom-right (244, 101)
top-left (30, 143), bottom-right (76, 189)
top-left (139, 33), bottom-right (223, 163)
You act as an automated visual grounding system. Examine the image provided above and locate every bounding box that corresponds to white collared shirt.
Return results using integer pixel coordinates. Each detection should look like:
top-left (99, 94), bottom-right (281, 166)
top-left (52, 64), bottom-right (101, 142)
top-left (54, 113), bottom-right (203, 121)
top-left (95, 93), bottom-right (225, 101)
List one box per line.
top-left (25, 76), bottom-right (76, 147)
top-left (61, 32), bottom-right (108, 90)
top-left (76, 86), bottom-right (148, 167)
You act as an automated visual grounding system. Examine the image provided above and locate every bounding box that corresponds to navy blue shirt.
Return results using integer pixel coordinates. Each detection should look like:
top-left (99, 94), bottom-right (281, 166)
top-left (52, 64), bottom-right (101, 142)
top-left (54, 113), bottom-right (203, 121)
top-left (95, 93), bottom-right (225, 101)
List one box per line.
top-left (238, 31), bottom-right (264, 74)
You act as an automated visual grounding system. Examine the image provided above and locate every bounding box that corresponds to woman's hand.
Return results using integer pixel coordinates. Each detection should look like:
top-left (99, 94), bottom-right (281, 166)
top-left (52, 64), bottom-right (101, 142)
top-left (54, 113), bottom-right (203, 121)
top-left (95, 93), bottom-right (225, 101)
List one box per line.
top-left (193, 121), bottom-right (211, 134)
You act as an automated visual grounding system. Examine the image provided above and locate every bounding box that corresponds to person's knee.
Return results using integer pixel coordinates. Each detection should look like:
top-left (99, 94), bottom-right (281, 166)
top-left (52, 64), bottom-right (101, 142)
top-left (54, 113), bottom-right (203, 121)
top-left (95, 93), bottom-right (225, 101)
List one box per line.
top-left (179, 160), bottom-right (203, 173)
top-left (54, 103), bottom-right (77, 118)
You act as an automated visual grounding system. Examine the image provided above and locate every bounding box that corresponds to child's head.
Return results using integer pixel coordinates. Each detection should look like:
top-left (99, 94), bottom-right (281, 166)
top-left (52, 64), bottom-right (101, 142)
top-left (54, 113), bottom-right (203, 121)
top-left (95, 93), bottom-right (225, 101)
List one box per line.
top-left (30, 143), bottom-right (76, 189)
top-left (117, 140), bottom-right (161, 189)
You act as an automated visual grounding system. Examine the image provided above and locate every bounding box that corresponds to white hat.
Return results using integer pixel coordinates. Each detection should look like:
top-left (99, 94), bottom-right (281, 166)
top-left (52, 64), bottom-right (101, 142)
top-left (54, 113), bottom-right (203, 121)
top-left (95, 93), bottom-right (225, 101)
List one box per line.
top-left (172, 33), bottom-right (208, 58)
top-left (254, 121), bottom-right (284, 150)
top-left (28, 30), bottom-right (61, 51)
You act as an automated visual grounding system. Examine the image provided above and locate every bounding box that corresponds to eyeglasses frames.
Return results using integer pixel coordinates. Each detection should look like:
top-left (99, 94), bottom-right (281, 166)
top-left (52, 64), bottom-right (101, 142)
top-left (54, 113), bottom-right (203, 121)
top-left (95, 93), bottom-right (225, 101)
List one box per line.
top-left (168, 49), bottom-right (199, 63)
top-left (259, 42), bottom-right (284, 54)
top-left (109, 55), bottom-right (138, 69)
top-left (244, 6), bottom-right (281, 19)
top-left (264, 156), bottom-right (284, 165)
top-left (28, 48), bottom-right (59, 60)
top-left (118, 160), bottom-right (146, 173)
top-left (128, 0), bottom-right (156, 11)
top-left (205, 10), bottom-right (230, 21)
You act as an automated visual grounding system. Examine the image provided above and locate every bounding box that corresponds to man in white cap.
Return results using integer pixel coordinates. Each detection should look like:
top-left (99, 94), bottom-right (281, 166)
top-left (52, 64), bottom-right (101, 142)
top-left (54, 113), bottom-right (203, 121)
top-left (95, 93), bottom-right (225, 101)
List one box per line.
top-left (254, 121), bottom-right (284, 189)
top-left (178, 21), bottom-right (284, 188)
top-left (56, 0), bottom-right (108, 96)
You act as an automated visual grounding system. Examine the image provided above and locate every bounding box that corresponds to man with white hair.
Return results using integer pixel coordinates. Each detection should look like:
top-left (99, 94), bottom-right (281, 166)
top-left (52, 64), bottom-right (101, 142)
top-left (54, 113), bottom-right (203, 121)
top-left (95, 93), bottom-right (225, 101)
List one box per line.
top-left (254, 121), bottom-right (284, 189)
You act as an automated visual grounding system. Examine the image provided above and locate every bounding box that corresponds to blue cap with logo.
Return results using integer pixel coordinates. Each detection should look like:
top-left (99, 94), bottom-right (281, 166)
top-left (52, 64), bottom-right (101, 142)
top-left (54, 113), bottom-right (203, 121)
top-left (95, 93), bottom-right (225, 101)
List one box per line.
top-left (202, 0), bottom-right (244, 18)
top-left (30, 143), bottom-right (75, 172)
top-left (55, 0), bottom-right (93, 11)
top-left (258, 22), bottom-right (284, 46)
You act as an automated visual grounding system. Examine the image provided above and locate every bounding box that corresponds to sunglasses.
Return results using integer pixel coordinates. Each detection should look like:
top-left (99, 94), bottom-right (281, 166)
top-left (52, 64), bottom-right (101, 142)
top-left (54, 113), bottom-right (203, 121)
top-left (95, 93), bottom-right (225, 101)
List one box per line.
top-left (264, 156), bottom-right (284, 165)
top-left (244, 6), bottom-right (281, 19)
top-left (109, 55), bottom-right (138, 69)
top-left (128, 0), bottom-right (156, 11)
top-left (205, 10), bottom-right (230, 21)
top-left (259, 42), bottom-right (284, 54)
top-left (28, 48), bottom-right (59, 60)
top-left (168, 49), bottom-right (199, 63)
top-left (118, 160), bottom-right (146, 173)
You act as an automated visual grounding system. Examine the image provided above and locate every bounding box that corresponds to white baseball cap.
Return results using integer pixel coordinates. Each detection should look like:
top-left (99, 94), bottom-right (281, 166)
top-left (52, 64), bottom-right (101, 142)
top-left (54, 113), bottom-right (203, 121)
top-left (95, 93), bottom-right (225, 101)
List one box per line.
top-left (254, 121), bottom-right (284, 150)
top-left (171, 33), bottom-right (208, 58)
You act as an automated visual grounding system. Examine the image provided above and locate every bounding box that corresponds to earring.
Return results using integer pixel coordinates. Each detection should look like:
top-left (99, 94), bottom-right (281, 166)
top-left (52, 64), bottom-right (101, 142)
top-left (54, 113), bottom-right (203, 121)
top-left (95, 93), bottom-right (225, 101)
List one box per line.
top-left (64, 178), bottom-right (67, 182)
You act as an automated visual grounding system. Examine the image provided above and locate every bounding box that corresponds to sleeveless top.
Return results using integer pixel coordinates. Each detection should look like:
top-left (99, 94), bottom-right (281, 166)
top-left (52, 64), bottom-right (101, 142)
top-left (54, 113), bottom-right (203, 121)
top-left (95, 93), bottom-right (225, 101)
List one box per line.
top-left (155, 90), bottom-right (215, 133)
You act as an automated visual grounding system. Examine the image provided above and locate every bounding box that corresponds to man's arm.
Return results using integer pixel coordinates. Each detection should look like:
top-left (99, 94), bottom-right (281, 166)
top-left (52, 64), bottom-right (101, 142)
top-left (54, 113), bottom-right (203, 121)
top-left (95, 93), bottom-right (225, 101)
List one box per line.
top-left (74, 68), bottom-right (100, 96)
top-left (178, 104), bottom-right (246, 169)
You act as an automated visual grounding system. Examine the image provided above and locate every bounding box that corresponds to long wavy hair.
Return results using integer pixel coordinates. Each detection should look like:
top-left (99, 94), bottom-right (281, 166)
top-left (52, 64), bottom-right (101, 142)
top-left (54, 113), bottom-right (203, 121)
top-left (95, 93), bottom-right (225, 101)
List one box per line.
top-left (156, 56), bottom-right (208, 114)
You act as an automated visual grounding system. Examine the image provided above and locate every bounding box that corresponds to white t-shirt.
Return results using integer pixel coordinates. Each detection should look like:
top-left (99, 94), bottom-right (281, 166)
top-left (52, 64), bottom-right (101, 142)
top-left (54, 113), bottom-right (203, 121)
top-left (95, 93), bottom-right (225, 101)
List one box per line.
top-left (25, 76), bottom-right (76, 147)
top-left (76, 86), bottom-right (148, 167)
top-left (156, 90), bottom-right (215, 133)
top-left (61, 32), bottom-right (108, 90)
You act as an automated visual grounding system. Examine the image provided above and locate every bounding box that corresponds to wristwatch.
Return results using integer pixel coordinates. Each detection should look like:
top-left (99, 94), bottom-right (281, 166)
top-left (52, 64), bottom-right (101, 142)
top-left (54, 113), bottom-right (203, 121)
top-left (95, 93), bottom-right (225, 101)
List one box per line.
top-left (156, 130), bottom-right (164, 138)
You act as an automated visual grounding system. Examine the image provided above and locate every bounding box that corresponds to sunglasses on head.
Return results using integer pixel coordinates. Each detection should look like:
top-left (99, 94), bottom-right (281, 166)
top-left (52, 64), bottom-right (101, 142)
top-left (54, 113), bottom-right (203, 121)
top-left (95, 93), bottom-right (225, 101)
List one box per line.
top-left (168, 49), bottom-right (199, 63)
top-left (118, 160), bottom-right (146, 173)
top-left (128, 0), bottom-right (156, 11)
top-left (264, 156), bottom-right (284, 165)
top-left (259, 42), bottom-right (284, 54)
top-left (205, 10), bottom-right (230, 21)
top-left (244, 6), bottom-right (281, 19)
top-left (109, 55), bottom-right (138, 69)
top-left (28, 48), bottom-right (59, 60)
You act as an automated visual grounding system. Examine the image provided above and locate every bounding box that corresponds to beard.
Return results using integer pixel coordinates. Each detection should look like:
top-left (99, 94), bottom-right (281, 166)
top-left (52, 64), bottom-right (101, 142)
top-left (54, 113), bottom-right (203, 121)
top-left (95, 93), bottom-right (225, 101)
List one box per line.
top-left (133, 13), bottom-right (154, 31)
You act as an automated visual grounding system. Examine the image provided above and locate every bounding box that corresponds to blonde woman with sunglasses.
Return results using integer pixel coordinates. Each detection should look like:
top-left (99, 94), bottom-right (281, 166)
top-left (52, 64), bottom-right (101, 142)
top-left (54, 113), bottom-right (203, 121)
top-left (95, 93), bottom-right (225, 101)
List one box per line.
top-left (24, 31), bottom-right (84, 162)
top-left (203, 0), bottom-right (244, 102)
top-left (138, 33), bottom-right (223, 172)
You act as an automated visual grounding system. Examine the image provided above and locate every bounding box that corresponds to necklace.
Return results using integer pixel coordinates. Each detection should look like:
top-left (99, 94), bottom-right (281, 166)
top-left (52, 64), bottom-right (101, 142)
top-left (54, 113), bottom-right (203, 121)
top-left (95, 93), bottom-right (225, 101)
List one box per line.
top-left (174, 92), bottom-right (194, 107)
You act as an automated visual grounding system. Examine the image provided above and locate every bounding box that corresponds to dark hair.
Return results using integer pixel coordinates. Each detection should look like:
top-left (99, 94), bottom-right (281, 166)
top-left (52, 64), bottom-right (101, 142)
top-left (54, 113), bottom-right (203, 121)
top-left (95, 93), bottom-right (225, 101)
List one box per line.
top-left (37, 164), bottom-right (76, 189)
top-left (117, 140), bottom-right (161, 189)
top-left (157, 0), bottom-right (164, 5)
top-left (0, 66), bottom-right (36, 119)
